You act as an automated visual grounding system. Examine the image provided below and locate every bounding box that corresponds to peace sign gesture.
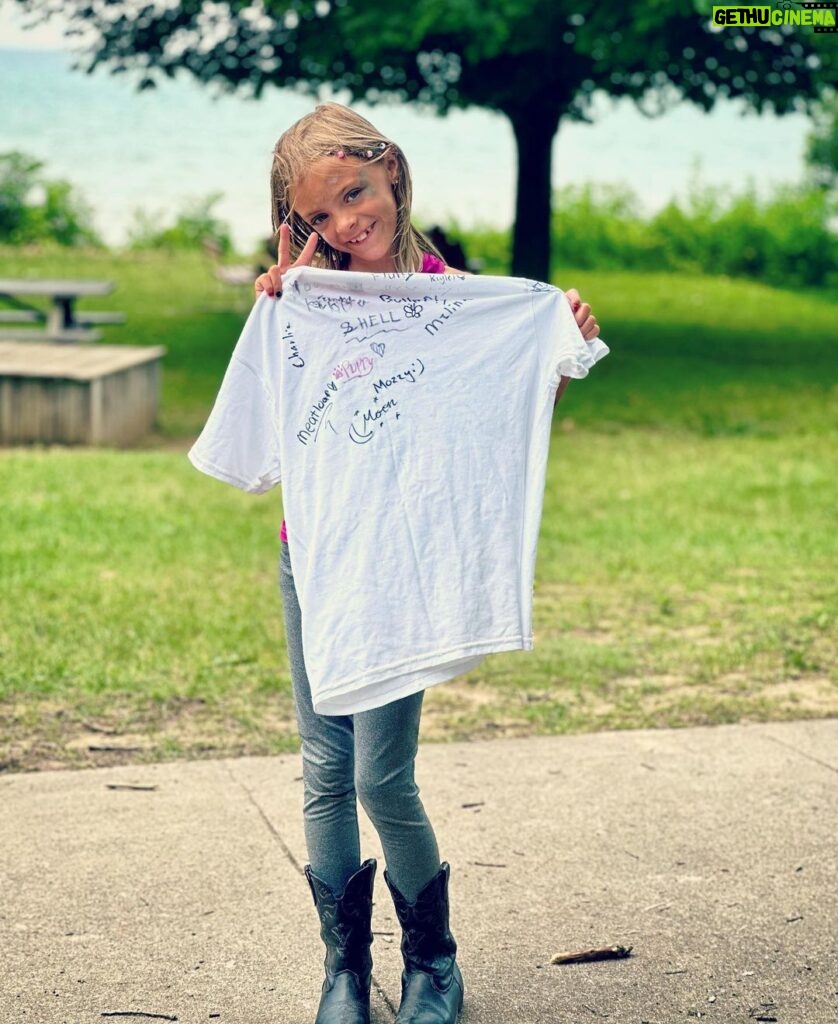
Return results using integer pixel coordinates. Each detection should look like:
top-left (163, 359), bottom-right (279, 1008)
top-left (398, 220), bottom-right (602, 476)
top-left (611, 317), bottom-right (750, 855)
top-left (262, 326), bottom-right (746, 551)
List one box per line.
top-left (254, 223), bottom-right (320, 297)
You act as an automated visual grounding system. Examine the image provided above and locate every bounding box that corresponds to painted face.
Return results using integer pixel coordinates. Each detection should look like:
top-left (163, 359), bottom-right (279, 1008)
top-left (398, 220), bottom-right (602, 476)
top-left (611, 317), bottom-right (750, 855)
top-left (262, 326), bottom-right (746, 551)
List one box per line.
top-left (293, 154), bottom-right (400, 272)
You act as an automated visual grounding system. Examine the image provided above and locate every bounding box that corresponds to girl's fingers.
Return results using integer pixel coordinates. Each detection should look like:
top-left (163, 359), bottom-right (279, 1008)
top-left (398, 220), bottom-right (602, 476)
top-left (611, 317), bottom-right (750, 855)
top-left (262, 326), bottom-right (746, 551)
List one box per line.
top-left (574, 302), bottom-right (591, 326)
top-left (254, 272), bottom-right (273, 296)
top-left (294, 231), bottom-right (319, 267)
top-left (581, 316), bottom-right (599, 341)
top-left (277, 223), bottom-right (291, 271)
top-left (255, 228), bottom-right (317, 298)
top-left (268, 265), bottom-right (284, 291)
top-left (254, 266), bottom-right (284, 297)
top-left (565, 290), bottom-right (598, 336)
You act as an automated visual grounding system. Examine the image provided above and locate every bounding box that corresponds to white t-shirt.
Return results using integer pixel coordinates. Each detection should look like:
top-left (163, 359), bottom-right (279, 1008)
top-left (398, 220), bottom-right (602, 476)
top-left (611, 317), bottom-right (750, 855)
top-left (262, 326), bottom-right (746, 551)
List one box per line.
top-left (189, 267), bottom-right (608, 715)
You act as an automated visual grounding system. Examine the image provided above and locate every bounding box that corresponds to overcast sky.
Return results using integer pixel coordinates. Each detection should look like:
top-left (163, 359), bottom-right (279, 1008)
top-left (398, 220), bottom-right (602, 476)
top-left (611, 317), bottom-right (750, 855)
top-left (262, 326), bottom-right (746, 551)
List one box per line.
top-left (0, 2), bottom-right (75, 48)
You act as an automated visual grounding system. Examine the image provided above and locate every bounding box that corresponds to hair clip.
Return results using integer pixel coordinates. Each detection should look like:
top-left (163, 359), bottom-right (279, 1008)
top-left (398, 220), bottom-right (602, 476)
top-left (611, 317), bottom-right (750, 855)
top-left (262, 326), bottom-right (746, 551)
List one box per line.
top-left (330, 143), bottom-right (388, 161)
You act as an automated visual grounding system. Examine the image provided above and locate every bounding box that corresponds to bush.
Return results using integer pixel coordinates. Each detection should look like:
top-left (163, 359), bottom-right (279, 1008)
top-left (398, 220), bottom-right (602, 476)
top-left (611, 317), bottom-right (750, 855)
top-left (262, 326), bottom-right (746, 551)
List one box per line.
top-left (127, 193), bottom-right (233, 256)
top-left (439, 219), bottom-right (510, 275)
top-left (551, 183), bottom-right (659, 271)
top-left (563, 178), bottom-right (835, 287)
top-left (452, 176), bottom-right (835, 287)
top-left (0, 152), bottom-right (101, 246)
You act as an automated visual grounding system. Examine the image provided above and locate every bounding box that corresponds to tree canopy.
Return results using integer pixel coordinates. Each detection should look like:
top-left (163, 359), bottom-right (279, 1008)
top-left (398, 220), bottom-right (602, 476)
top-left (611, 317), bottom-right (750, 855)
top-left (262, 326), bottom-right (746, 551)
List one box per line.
top-left (15, 0), bottom-right (835, 278)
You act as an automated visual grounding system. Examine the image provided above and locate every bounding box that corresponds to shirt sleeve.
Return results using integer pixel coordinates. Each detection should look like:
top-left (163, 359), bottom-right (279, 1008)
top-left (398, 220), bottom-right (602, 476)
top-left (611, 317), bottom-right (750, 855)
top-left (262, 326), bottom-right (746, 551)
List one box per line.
top-left (531, 286), bottom-right (610, 389)
top-left (187, 354), bottom-right (282, 494)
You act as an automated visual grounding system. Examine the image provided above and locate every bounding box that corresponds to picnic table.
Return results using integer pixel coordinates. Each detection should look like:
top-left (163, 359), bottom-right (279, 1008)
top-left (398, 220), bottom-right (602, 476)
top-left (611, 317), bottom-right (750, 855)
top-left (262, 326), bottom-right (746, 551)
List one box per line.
top-left (0, 278), bottom-right (125, 343)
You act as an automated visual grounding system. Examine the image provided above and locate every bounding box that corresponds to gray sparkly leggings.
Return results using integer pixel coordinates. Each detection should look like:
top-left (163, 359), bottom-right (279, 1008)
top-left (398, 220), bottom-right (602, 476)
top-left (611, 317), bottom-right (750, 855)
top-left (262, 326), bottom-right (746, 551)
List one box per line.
top-left (278, 541), bottom-right (441, 900)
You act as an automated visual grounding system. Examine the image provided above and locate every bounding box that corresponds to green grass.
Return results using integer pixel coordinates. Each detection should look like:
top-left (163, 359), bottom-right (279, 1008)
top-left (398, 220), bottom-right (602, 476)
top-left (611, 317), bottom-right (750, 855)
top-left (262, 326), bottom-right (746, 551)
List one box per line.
top-left (0, 246), bottom-right (836, 770)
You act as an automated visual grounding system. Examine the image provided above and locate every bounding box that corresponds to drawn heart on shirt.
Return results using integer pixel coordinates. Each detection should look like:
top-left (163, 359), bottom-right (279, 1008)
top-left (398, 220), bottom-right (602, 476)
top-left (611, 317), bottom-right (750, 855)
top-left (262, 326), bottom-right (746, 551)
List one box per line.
top-left (371, 342), bottom-right (386, 357)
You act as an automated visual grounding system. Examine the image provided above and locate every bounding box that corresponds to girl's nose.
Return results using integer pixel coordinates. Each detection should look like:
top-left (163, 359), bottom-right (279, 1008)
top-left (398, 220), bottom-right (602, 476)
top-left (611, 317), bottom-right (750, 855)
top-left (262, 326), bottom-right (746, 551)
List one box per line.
top-left (338, 211), bottom-right (359, 240)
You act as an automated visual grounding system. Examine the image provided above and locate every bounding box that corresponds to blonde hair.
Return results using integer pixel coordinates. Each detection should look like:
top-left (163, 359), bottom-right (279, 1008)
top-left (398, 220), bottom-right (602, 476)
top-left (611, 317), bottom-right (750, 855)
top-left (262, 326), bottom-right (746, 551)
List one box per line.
top-left (270, 102), bottom-right (442, 272)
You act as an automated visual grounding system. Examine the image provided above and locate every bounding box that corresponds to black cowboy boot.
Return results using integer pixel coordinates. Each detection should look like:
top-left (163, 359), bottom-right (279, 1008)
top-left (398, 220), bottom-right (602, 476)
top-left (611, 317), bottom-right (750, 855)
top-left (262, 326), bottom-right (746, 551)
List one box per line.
top-left (384, 862), bottom-right (464, 1024)
top-left (305, 858), bottom-right (377, 1024)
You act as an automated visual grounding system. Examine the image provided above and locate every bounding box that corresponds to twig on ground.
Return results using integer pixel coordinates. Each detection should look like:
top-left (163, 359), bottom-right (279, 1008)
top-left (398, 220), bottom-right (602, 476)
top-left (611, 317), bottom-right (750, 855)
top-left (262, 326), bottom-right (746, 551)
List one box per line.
top-left (101, 1013), bottom-right (177, 1021)
top-left (105, 784), bottom-right (158, 791)
top-left (551, 945), bottom-right (633, 965)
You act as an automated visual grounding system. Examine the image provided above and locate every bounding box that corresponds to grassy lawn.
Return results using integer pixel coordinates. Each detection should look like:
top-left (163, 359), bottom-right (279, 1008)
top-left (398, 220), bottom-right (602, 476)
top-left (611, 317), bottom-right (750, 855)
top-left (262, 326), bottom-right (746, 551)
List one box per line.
top-left (1, 246), bottom-right (836, 771)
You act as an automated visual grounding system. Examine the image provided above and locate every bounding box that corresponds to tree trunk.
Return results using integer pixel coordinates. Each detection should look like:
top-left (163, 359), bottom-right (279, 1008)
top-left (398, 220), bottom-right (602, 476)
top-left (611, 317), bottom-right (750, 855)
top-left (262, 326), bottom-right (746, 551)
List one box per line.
top-left (506, 106), bottom-right (562, 282)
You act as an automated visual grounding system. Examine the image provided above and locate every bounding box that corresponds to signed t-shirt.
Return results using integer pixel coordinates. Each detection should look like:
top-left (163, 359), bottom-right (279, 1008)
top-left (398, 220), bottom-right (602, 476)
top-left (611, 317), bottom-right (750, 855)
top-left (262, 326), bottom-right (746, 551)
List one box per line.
top-left (279, 251), bottom-right (445, 543)
top-left (188, 267), bottom-right (609, 715)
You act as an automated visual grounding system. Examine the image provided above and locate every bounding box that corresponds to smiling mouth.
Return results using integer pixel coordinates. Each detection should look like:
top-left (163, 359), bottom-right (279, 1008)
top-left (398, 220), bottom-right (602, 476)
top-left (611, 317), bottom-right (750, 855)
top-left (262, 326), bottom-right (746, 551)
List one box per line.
top-left (348, 221), bottom-right (376, 245)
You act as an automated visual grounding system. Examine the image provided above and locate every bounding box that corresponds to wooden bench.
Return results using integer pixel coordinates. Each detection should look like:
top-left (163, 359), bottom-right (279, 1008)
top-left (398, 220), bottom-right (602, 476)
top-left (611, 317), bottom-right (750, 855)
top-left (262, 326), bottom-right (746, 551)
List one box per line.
top-left (0, 310), bottom-right (41, 323)
top-left (0, 312), bottom-right (124, 327)
top-left (74, 312), bottom-right (127, 326)
top-left (0, 327), bottom-right (102, 343)
top-left (0, 342), bottom-right (166, 446)
top-left (0, 278), bottom-right (122, 343)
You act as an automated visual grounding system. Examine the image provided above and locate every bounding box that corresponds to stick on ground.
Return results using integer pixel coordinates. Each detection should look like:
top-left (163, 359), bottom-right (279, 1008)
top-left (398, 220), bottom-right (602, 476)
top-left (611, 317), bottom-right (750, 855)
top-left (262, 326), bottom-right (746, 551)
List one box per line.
top-left (101, 1013), bottom-right (178, 1021)
top-left (551, 945), bottom-right (633, 965)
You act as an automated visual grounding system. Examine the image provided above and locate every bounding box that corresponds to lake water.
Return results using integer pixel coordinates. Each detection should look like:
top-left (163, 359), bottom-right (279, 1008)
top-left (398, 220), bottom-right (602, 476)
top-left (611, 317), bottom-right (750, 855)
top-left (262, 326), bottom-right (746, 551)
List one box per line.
top-left (0, 46), bottom-right (811, 252)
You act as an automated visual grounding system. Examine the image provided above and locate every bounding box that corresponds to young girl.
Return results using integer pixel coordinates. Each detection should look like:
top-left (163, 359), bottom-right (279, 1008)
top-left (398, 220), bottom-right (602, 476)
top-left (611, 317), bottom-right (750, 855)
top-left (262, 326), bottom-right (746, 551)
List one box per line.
top-left (217, 102), bottom-right (600, 1024)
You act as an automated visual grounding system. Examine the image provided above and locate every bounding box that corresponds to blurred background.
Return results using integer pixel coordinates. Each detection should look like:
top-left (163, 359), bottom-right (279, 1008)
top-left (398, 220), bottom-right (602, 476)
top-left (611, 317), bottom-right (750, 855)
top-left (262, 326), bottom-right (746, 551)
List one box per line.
top-left (0, 2), bottom-right (832, 272)
top-left (0, 0), bottom-right (835, 771)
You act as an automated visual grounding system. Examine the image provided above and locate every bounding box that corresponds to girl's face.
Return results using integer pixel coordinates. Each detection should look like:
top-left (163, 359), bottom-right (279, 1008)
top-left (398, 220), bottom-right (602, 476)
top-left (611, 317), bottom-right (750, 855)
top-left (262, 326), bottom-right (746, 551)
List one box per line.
top-left (293, 154), bottom-right (400, 272)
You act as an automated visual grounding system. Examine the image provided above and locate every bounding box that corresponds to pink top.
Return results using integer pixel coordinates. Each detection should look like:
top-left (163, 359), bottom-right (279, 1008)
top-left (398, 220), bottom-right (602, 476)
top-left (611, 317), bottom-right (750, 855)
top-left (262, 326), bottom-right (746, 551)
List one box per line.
top-left (280, 251), bottom-right (446, 543)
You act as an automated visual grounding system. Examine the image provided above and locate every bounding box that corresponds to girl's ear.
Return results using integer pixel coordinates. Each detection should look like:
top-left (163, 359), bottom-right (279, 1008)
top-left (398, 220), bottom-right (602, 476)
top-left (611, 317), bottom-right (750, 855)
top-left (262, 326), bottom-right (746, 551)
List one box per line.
top-left (384, 152), bottom-right (399, 184)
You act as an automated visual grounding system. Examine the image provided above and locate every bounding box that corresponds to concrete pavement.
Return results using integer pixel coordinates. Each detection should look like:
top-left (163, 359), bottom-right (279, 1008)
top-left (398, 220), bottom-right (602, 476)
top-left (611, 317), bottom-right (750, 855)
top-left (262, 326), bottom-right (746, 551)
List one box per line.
top-left (1, 719), bottom-right (836, 1023)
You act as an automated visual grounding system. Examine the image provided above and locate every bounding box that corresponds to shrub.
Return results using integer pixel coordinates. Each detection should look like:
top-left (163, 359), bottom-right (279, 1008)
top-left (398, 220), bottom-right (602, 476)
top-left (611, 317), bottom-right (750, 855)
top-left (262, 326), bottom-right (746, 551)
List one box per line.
top-left (441, 219), bottom-right (510, 275)
top-left (551, 183), bottom-right (658, 272)
top-left (0, 151), bottom-right (101, 246)
top-left (128, 193), bottom-right (233, 255)
top-left (453, 175), bottom-right (836, 287)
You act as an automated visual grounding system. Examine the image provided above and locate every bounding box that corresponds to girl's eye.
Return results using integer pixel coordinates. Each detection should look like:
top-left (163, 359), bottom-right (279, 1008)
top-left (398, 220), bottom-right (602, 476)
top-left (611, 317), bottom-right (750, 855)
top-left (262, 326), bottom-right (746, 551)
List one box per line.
top-left (311, 213), bottom-right (326, 226)
top-left (346, 188), bottom-right (362, 202)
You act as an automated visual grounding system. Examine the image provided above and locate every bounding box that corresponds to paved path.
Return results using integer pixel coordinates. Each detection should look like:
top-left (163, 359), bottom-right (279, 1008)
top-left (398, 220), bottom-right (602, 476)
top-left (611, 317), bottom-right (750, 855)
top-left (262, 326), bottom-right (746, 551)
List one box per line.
top-left (2, 720), bottom-right (836, 1023)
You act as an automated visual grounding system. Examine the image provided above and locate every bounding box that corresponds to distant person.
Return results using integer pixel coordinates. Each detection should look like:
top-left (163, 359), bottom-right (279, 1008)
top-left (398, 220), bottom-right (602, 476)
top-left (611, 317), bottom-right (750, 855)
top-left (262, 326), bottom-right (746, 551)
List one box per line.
top-left (424, 225), bottom-right (472, 273)
top-left (190, 103), bottom-right (603, 1024)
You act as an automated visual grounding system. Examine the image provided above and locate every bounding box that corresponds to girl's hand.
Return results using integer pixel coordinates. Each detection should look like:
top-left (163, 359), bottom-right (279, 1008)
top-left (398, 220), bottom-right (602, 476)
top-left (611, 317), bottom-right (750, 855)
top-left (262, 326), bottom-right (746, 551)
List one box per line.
top-left (255, 223), bottom-right (320, 298)
top-left (566, 288), bottom-right (600, 341)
